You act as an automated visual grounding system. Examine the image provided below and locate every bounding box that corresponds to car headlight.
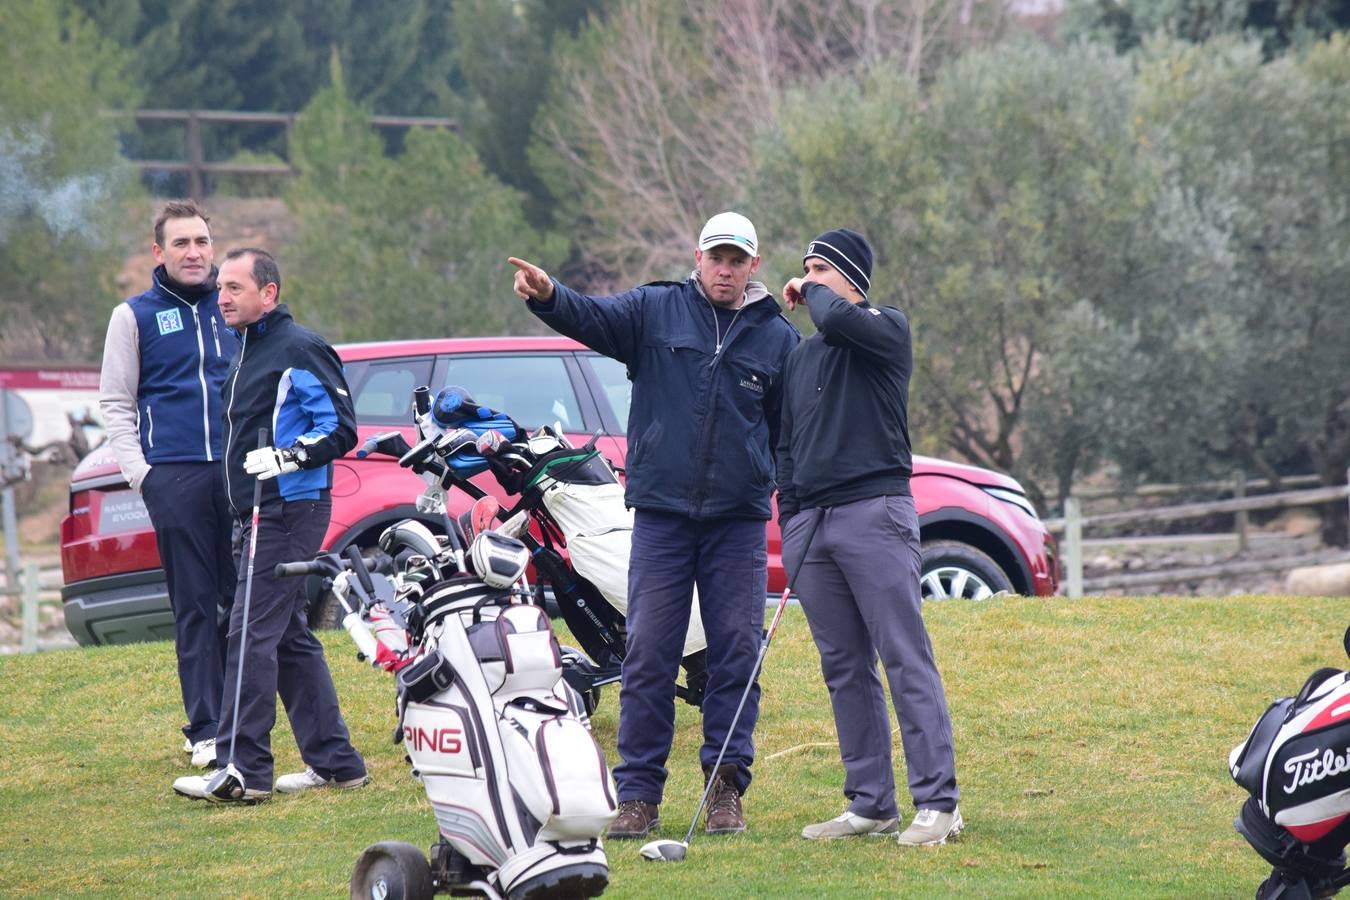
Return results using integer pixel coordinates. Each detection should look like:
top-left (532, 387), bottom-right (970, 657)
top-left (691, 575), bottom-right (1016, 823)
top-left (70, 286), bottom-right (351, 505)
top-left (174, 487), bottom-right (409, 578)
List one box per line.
top-left (982, 486), bottom-right (1039, 520)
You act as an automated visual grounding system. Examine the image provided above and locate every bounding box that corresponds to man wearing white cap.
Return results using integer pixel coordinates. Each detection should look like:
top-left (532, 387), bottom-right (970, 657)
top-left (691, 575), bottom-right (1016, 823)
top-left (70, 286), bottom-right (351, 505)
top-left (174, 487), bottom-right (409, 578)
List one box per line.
top-left (509, 213), bottom-right (799, 838)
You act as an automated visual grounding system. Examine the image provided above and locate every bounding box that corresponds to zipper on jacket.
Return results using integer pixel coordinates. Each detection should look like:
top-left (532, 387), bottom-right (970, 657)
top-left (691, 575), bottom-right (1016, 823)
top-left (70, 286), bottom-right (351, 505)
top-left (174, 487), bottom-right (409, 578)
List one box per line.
top-left (223, 330), bottom-right (248, 510)
top-left (189, 305), bottom-right (213, 461)
top-left (144, 404), bottom-right (154, 448)
top-left (211, 316), bottom-right (222, 356)
top-left (163, 283), bottom-right (216, 462)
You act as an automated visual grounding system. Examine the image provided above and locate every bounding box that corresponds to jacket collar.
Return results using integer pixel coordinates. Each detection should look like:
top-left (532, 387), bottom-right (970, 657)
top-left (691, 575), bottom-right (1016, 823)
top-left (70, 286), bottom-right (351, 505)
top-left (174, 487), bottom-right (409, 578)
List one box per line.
top-left (239, 303), bottom-right (291, 340)
top-left (689, 271), bottom-right (778, 313)
top-left (152, 264), bottom-right (218, 304)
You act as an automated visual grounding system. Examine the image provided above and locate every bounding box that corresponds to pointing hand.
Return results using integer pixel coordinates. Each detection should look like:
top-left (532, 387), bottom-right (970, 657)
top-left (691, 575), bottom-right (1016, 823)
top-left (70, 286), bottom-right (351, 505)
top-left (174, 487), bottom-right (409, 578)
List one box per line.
top-left (508, 257), bottom-right (555, 302)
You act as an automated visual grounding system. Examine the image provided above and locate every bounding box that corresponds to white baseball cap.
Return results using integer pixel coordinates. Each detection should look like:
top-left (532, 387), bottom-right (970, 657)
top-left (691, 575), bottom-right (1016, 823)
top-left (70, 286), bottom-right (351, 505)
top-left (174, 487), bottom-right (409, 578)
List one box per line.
top-left (698, 212), bottom-right (758, 256)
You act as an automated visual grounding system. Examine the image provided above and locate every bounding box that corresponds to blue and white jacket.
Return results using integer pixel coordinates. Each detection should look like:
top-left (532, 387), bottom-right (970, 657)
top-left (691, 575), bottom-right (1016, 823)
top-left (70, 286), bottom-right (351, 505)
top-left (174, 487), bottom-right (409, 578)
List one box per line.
top-left (99, 266), bottom-right (239, 491)
top-left (221, 304), bottom-right (356, 513)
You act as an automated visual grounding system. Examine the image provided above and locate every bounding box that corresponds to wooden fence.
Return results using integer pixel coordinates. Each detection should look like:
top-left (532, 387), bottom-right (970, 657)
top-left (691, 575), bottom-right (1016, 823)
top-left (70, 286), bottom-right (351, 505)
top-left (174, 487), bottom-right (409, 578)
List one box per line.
top-left (111, 108), bottom-right (457, 197)
top-left (1044, 472), bottom-right (1350, 598)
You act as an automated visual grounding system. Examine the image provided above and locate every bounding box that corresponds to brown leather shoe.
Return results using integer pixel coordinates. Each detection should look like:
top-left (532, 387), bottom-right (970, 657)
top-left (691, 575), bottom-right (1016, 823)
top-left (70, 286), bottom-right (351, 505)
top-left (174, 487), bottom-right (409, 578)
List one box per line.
top-left (608, 799), bottom-right (660, 839)
top-left (704, 764), bottom-right (745, 834)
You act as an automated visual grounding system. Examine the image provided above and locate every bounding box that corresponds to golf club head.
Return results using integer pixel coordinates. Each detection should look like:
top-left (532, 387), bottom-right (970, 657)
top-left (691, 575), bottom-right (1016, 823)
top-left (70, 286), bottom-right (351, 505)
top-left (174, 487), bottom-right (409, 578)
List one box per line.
top-left (471, 495), bottom-right (500, 536)
top-left (206, 763), bottom-right (245, 801)
top-left (435, 427), bottom-right (480, 459)
top-left (639, 839), bottom-right (688, 862)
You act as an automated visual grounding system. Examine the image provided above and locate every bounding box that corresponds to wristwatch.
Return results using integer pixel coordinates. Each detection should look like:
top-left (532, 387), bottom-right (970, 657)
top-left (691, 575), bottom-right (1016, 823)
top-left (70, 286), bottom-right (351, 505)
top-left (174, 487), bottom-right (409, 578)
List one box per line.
top-left (290, 444), bottom-right (309, 466)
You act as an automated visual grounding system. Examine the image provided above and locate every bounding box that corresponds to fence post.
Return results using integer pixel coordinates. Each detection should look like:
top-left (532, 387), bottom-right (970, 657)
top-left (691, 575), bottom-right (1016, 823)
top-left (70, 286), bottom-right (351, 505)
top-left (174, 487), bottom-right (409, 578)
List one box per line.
top-left (186, 110), bottom-right (204, 199)
top-left (1234, 469), bottom-right (1248, 553)
top-left (1064, 495), bottom-right (1083, 599)
top-left (21, 561), bottom-right (38, 653)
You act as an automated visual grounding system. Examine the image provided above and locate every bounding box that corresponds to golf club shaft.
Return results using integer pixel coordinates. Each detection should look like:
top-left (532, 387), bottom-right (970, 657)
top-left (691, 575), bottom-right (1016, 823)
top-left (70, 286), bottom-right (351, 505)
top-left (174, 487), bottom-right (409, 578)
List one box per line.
top-left (679, 508), bottom-right (825, 846)
top-left (225, 428), bottom-right (269, 768)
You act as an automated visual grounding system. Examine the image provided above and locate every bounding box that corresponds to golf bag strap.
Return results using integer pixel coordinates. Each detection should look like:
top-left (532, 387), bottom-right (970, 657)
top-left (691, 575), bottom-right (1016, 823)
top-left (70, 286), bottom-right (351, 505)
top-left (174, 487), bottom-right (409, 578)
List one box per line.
top-left (1291, 667), bottom-right (1348, 717)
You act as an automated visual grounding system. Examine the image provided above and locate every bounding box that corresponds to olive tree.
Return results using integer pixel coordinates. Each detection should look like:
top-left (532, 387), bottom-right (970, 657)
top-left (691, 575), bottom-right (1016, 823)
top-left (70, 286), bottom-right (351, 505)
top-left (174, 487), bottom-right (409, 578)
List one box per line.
top-left (284, 81), bottom-right (565, 342)
top-left (0, 2), bottom-right (140, 362)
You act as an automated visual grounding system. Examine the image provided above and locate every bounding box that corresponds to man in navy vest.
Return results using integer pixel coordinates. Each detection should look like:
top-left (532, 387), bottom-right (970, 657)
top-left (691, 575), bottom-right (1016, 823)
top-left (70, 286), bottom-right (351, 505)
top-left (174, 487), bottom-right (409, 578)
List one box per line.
top-left (99, 201), bottom-right (240, 768)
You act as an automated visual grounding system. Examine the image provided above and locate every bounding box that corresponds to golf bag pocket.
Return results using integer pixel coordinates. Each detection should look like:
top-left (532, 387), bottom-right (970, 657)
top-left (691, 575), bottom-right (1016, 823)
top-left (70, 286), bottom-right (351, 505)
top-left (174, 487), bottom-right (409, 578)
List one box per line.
top-left (469, 605), bottom-right (562, 698)
top-left (398, 649), bottom-right (456, 704)
top-left (498, 704), bottom-right (617, 841)
top-left (1231, 666), bottom-right (1350, 843)
top-left (402, 701), bottom-right (478, 779)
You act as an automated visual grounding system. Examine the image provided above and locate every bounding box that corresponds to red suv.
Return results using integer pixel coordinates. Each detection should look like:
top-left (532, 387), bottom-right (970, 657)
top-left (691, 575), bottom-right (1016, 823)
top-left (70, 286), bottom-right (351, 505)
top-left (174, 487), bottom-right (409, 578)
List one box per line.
top-left (61, 336), bottom-right (1058, 645)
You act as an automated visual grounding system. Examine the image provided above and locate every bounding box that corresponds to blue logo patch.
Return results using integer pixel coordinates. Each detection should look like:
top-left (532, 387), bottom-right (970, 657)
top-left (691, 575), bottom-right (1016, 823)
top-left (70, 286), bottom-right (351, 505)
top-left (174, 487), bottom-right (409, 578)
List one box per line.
top-left (156, 309), bottom-right (184, 336)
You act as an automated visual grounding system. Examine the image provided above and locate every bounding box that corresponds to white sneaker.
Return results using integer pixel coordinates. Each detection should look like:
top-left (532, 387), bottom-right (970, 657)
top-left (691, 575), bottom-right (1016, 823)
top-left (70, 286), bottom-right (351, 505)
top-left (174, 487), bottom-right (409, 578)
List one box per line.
top-left (173, 771), bottom-right (215, 799)
top-left (801, 811), bottom-right (900, 840)
top-left (182, 737), bottom-right (193, 754)
top-left (190, 738), bottom-right (217, 769)
top-left (275, 767), bottom-right (370, 794)
top-left (897, 807), bottom-right (964, 846)
top-left (173, 769), bottom-right (271, 804)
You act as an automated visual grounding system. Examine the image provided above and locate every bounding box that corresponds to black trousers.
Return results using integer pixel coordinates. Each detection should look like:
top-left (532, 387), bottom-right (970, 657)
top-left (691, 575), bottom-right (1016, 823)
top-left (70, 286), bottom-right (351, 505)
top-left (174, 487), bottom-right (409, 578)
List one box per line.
top-left (141, 461), bottom-right (235, 744)
top-left (213, 495), bottom-right (365, 789)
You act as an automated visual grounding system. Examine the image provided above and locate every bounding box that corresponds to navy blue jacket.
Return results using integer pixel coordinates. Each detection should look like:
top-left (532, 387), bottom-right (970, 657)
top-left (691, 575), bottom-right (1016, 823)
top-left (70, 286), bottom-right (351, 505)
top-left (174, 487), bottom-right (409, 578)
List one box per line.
top-left (124, 267), bottom-right (237, 464)
top-left (221, 305), bottom-right (356, 513)
top-left (529, 276), bottom-right (800, 520)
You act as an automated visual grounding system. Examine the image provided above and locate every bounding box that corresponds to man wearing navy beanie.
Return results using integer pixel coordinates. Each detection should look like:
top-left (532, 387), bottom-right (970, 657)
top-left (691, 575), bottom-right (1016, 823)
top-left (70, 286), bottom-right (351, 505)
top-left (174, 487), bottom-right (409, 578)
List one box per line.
top-left (778, 229), bottom-right (963, 847)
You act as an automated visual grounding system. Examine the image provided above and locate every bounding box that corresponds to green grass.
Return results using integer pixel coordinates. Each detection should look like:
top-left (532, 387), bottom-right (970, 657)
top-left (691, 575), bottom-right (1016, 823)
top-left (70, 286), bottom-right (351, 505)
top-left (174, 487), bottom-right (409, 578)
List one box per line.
top-left (2, 595), bottom-right (1345, 898)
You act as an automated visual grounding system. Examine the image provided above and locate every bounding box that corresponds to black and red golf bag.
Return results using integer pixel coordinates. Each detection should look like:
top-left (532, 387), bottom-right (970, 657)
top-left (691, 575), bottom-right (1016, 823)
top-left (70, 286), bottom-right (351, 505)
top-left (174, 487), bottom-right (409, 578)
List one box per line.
top-left (1230, 626), bottom-right (1350, 899)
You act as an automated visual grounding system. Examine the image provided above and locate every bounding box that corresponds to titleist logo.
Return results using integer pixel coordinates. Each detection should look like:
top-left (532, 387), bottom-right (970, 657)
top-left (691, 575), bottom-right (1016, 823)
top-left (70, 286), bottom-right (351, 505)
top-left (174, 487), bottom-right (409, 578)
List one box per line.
top-left (1283, 746), bottom-right (1350, 794)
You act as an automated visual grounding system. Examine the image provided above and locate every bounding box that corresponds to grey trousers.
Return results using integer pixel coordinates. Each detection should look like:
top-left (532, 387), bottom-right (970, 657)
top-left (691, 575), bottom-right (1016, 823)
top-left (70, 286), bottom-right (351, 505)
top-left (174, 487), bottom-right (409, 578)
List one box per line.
top-left (782, 495), bottom-right (959, 817)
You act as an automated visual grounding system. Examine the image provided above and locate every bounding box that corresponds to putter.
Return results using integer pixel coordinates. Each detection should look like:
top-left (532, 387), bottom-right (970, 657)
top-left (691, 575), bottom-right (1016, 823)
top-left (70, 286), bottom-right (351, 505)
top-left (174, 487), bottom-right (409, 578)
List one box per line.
top-left (640, 509), bottom-right (825, 863)
top-left (207, 427), bottom-right (269, 803)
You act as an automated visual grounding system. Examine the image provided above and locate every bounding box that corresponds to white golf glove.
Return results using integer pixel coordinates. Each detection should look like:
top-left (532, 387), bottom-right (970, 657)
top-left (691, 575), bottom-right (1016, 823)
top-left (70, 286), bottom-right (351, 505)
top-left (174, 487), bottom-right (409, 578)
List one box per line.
top-left (244, 446), bottom-right (301, 480)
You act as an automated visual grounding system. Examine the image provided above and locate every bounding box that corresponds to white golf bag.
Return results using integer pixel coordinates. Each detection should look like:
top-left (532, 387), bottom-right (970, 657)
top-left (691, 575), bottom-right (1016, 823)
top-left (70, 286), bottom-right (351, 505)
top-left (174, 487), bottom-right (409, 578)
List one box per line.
top-left (396, 573), bottom-right (617, 899)
top-left (322, 522), bottom-right (618, 900)
top-left (509, 428), bottom-right (707, 659)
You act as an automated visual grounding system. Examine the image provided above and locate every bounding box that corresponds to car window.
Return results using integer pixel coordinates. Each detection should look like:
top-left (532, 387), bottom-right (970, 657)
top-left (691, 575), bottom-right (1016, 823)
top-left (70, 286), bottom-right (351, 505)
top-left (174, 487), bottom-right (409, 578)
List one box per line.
top-left (439, 354), bottom-right (582, 429)
top-left (345, 356), bottom-right (435, 425)
top-left (584, 354), bottom-right (632, 433)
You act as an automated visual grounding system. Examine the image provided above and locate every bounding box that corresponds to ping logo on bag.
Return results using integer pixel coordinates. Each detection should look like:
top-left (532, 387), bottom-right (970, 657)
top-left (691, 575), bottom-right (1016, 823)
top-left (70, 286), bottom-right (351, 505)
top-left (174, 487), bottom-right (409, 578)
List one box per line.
top-left (406, 726), bottom-right (464, 754)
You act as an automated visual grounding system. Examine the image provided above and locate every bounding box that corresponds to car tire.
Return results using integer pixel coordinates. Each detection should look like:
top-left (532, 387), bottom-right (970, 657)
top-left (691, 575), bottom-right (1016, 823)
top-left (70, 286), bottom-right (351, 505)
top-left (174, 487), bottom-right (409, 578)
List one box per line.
top-left (919, 540), bottom-right (1012, 601)
top-left (350, 841), bottom-right (434, 900)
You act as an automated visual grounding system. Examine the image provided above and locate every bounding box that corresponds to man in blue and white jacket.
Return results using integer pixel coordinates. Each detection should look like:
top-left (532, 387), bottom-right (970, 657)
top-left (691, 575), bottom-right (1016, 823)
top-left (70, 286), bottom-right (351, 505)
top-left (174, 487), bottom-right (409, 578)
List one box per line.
top-left (509, 212), bottom-right (800, 838)
top-left (99, 201), bottom-right (239, 767)
top-left (173, 247), bottom-right (367, 805)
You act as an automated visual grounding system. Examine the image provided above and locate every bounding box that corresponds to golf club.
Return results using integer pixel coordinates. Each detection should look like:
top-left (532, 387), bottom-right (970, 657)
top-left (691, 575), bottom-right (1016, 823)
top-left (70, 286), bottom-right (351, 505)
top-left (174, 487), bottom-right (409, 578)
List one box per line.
top-left (640, 509), bottom-right (825, 862)
top-left (206, 427), bottom-right (268, 803)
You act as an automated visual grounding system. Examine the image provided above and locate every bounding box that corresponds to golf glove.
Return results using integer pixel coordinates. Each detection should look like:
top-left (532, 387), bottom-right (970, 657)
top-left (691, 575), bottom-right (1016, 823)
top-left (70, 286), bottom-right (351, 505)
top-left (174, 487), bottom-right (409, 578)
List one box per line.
top-left (244, 445), bottom-right (301, 480)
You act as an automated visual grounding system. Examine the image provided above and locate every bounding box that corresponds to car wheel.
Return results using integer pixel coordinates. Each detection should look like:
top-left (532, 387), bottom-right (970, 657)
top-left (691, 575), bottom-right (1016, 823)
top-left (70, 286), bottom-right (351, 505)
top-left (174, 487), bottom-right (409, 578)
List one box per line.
top-left (919, 540), bottom-right (1012, 601)
top-left (350, 841), bottom-right (434, 900)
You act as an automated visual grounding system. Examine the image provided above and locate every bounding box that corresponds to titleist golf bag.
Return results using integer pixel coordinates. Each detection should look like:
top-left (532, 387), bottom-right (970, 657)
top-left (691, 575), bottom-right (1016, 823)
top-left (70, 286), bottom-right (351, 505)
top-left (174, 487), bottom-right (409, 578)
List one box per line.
top-left (1229, 626), bottom-right (1350, 900)
top-left (282, 537), bottom-right (617, 900)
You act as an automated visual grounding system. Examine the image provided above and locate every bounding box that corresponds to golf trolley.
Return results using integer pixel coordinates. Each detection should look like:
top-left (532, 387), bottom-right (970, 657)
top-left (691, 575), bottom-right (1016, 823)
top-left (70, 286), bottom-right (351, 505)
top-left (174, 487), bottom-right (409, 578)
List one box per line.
top-left (278, 520), bottom-right (617, 899)
top-left (357, 384), bottom-right (709, 714)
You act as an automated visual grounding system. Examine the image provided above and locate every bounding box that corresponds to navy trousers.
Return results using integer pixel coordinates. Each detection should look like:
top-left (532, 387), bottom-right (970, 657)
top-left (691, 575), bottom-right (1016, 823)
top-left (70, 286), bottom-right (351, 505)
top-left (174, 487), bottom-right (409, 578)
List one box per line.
top-left (782, 495), bottom-right (959, 817)
top-left (140, 461), bottom-right (235, 744)
top-left (614, 511), bottom-right (767, 804)
top-left (214, 496), bottom-right (365, 789)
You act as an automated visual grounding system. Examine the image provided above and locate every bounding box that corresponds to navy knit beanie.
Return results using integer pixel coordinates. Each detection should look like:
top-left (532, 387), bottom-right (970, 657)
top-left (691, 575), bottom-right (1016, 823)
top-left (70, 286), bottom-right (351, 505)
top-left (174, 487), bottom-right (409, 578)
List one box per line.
top-left (803, 229), bottom-right (873, 298)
